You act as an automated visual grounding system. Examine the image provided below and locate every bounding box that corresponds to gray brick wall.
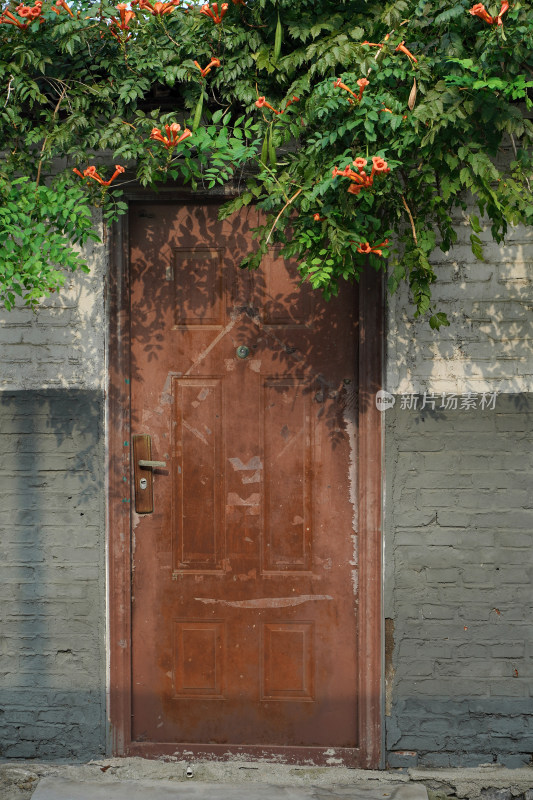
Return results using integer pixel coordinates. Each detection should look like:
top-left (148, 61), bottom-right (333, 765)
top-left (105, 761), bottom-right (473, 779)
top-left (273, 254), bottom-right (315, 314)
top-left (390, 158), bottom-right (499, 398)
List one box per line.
top-left (0, 391), bottom-right (106, 759)
top-left (384, 393), bottom-right (533, 768)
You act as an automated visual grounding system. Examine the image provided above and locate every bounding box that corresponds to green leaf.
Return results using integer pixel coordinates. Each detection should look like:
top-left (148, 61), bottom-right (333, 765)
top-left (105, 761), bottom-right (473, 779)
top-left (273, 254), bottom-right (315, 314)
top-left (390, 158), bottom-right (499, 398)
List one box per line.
top-left (429, 312), bottom-right (450, 330)
top-left (470, 215), bottom-right (482, 234)
top-left (470, 233), bottom-right (485, 261)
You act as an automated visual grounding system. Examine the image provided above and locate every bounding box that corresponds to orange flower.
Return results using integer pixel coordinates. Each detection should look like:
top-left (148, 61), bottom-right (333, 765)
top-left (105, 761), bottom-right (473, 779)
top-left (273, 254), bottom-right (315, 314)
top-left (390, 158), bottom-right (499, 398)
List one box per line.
top-left (73, 165), bottom-right (125, 186)
top-left (152, 3), bottom-right (176, 12)
top-left (283, 95), bottom-right (299, 112)
top-left (255, 94), bottom-right (298, 114)
top-left (496, 0), bottom-right (509, 23)
top-left (255, 96), bottom-right (280, 114)
top-left (313, 213), bottom-right (325, 222)
top-left (333, 77), bottom-right (357, 100)
top-left (469, 1), bottom-right (508, 24)
top-left (200, 2), bottom-right (227, 23)
top-left (395, 41), bottom-right (417, 63)
top-left (16, 1), bottom-right (42, 17)
top-left (357, 239), bottom-right (389, 256)
top-left (332, 165), bottom-right (360, 180)
top-left (150, 123), bottom-right (192, 148)
top-left (333, 163), bottom-right (371, 196)
top-left (361, 41), bottom-right (382, 48)
top-left (194, 57), bottom-right (220, 77)
top-left (115, 3), bottom-right (135, 25)
top-left (333, 156), bottom-right (390, 195)
top-left (357, 77), bottom-right (369, 99)
top-left (134, 0), bottom-right (180, 14)
top-left (469, 2), bottom-right (493, 21)
top-left (0, 8), bottom-right (28, 26)
top-left (52, 0), bottom-right (74, 16)
top-left (381, 106), bottom-right (393, 113)
top-left (0, 0), bottom-right (42, 25)
top-left (334, 77), bottom-right (369, 103)
top-left (371, 156), bottom-right (390, 175)
top-left (109, 2), bottom-right (135, 38)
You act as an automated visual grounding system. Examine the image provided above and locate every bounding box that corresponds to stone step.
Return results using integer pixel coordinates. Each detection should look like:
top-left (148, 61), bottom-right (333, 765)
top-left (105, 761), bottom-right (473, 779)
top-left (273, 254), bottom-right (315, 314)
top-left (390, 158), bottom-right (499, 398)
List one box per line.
top-left (32, 778), bottom-right (428, 800)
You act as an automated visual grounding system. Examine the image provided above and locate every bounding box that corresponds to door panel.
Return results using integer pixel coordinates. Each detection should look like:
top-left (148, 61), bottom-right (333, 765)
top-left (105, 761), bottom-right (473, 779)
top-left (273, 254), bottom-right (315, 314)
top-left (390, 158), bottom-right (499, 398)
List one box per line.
top-left (129, 201), bottom-right (360, 757)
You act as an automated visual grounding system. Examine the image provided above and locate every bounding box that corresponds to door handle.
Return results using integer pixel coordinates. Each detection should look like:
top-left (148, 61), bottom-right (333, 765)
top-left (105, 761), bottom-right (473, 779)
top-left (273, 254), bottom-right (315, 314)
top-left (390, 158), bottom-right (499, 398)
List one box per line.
top-left (132, 434), bottom-right (166, 514)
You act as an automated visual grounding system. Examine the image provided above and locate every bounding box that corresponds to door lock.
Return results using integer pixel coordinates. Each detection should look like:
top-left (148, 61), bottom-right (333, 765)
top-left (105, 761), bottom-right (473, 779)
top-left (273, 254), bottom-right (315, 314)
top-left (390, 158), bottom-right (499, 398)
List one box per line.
top-left (132, 434), bottom-right (166, 514)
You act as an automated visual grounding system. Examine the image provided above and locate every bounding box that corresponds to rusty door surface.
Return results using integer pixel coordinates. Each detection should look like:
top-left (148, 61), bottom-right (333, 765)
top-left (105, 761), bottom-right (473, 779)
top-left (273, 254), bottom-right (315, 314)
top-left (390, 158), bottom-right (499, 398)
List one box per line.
top-left (128, 201), bottom-right (361, 762)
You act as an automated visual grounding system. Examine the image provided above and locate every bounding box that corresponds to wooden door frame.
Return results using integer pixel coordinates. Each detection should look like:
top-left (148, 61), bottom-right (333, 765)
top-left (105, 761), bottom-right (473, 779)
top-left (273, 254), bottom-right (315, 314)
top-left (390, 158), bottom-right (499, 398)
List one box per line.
top-left (107, 193), bottom-right (383, 768)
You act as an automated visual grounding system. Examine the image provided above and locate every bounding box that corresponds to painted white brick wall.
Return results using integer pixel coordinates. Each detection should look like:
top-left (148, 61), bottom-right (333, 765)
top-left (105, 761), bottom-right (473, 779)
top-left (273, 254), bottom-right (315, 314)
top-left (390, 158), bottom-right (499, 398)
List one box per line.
top-left (0, 212), bottom-right (107, 392)
top-left (386, 220), bottom-right (533, 395)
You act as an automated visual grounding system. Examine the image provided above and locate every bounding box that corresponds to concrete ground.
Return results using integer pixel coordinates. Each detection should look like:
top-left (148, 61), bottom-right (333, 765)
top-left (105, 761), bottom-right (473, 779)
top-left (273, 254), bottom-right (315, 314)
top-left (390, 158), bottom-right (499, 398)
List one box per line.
top-left (0, 759), bottom-right (531, 800)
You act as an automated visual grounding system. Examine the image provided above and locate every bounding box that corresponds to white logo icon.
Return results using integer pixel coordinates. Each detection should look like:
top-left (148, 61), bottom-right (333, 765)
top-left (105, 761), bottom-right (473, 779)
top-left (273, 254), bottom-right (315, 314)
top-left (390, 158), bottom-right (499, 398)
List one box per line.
top-left (375, 390), bottom-right (396, 411)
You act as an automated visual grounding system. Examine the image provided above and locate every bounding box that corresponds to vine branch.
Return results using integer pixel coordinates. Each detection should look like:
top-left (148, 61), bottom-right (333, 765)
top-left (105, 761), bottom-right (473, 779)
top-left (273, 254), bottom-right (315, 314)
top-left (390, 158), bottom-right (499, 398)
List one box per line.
top-left (35, 83), bottom-right (68, 188)
top-left (401, 194), bottom-right (418, 246)
top-left (265, 187), bottom-right (303, 245)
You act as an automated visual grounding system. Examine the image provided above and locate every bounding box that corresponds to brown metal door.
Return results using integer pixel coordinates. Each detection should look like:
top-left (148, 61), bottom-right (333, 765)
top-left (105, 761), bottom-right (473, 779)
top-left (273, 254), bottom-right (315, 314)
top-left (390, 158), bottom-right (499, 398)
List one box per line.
top-left (128, 201), bottom-right (361, 762)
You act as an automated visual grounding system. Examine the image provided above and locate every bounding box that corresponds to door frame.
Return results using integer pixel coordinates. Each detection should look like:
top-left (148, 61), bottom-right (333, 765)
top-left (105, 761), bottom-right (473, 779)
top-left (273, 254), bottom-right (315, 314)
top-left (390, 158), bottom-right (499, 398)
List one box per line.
top-left (107, 193), bottom-right (384, 768)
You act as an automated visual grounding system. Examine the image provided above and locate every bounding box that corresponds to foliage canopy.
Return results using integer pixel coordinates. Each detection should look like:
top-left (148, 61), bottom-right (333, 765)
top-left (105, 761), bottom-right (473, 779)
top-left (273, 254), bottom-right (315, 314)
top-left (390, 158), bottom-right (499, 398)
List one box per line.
top-left (0, 0), bottom-right (532, 324)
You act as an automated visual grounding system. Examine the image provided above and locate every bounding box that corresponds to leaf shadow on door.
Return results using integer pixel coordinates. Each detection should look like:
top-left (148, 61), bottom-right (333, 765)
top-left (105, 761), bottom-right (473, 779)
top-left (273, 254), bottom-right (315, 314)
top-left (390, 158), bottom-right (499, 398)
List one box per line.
top-left (127, 200), bottom-right (359, 451)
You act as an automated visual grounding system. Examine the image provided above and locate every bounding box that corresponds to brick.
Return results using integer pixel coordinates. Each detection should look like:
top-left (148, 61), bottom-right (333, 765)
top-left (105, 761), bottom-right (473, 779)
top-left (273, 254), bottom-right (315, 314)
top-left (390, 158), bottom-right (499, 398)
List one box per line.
top-left (424, 568), bottom-right (462, 583)
top-left (431, 509), bottom-right (475, 527)
top-left (416, 752), bottom-right (457, 767)
top-left (490, 643), bottom-right (526, 658)
top-left (397, 678), bottom-right (489, 697)
top-left (497, 566), bottom-right (532, 583)
top-left (396, 547), bottom-right (461, 569)
top-left (397, 639), bottom-right (457, 661)
top-left (434, 659), bottom-right (511, 679)
top-left (386, 750), bottom-right (419, 768)
top-left (489, 681), bottom-right (528, 697)
top-left (421, 605), bottom-right (457, 620)
top-left (1, 742), bottom-right (41, 758)
top-left (404, 472), bottom-right (474, 489)
top-left (461, 567), bottom-right (499, 586)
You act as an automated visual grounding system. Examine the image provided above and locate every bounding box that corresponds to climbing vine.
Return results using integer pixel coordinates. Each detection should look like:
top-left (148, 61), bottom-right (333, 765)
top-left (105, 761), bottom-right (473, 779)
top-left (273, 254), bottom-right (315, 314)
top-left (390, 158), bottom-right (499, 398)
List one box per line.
top-left (0, 0), bottom-right (531, 325)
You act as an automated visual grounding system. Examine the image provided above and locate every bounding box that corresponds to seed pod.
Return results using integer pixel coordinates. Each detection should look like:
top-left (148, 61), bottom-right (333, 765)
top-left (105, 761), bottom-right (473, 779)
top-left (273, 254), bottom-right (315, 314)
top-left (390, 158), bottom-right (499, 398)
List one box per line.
top-left (408, 77), bottom-right (417, 111)
top-left (192, 91), bottom-right (204, 131)
top-left (273, 14), bottom-right (282, 64)
top-left (268, 126), bottom-right (276, 166)
top-left (260, 130), bottom-right (269, 166)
